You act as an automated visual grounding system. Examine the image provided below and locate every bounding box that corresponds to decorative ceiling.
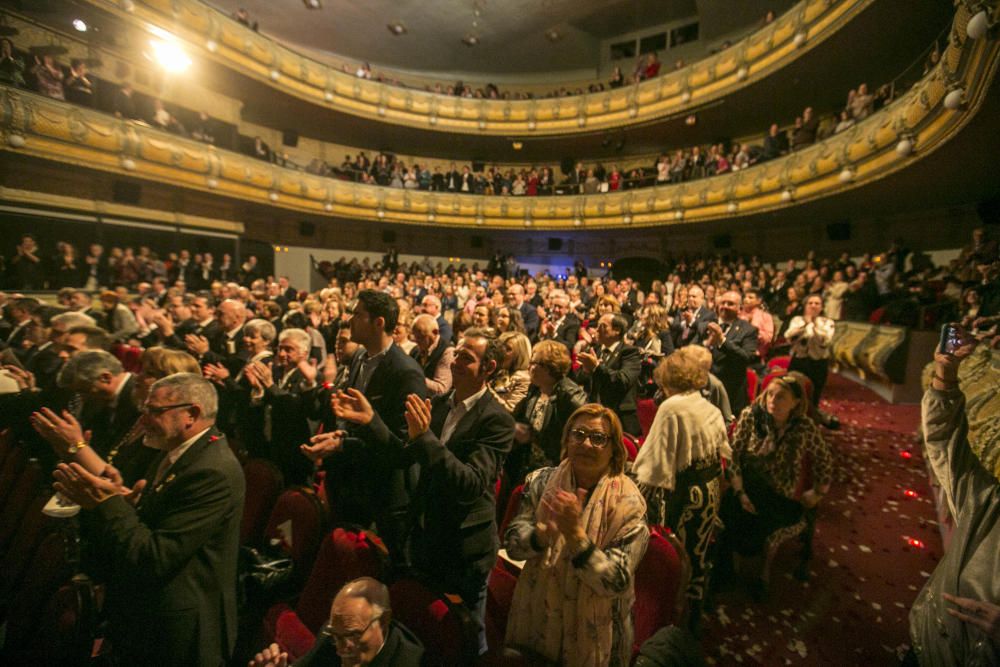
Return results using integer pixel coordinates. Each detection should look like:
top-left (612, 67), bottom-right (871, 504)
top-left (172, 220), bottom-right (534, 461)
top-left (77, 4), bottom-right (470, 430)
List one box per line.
top-left (202, 0), bottom-right (788, 76)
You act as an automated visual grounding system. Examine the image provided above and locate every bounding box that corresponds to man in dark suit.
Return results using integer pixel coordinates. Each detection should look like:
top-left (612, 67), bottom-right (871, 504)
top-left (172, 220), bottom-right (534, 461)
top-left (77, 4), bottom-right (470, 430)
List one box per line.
top-left (419, 294), bottom-right (453, 345)
top-left (538, 291), bottom-right (580, 352)
top-left (705, 291), bottom-right (759, 415)
top-left (305, 290), bottom-right (427, 561)
top-left (576, 314), bottom-right (643, 435)
top-left (671, 285), bottom-right (718, 348)
top-left (53, 373), bottom-right (244, 667)
top-left (4, 297), bottom-right (40, 360)
top-left (508, 284), bottom-right (539, 340)
top-left (249, 578), bottom-right (423, 667)
top-left (247, 327), bottom-right (319, 485)
top-left (57, 350), bottom-right (142, 458)
top-left (331, 328), bottom-right (513, 653)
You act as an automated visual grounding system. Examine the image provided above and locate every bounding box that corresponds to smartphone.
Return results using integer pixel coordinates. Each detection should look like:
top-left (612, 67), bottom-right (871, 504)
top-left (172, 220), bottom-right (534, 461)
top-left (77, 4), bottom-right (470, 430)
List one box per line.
top-left (938, 323), bottom-right (965, 355)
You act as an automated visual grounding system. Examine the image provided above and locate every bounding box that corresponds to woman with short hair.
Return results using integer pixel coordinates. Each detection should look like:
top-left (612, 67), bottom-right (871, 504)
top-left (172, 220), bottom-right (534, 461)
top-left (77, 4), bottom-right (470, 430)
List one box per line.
top-left (505, 404), bottom-right (649, 667)
top-left (509, 340), bottom-right (587, 485)
top-left (631, 349), bottom-right (731, 630)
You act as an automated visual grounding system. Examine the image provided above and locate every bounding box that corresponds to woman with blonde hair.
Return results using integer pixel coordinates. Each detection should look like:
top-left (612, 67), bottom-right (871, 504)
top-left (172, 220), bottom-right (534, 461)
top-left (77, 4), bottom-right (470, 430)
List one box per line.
top-left (631, 348), bottom-right (731, 631)
top-left (489, 331), bottom-right (532, 412)
top-left (505, 404), bottom-right (649, 667)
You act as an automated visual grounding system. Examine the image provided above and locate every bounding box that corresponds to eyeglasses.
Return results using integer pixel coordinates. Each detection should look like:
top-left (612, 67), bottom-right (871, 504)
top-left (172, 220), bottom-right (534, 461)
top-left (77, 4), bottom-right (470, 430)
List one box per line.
top-left (322, 613), bottom-right (382, 644)
top-left (568, 428), bottom-right (611, 448)
top-left (141, 403), bottom-right (194, 416)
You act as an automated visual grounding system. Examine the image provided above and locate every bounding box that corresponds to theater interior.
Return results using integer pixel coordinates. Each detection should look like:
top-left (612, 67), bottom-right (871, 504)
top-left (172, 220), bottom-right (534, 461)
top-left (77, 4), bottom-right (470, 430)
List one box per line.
top-left (0, 0), bottom-right (998, 664)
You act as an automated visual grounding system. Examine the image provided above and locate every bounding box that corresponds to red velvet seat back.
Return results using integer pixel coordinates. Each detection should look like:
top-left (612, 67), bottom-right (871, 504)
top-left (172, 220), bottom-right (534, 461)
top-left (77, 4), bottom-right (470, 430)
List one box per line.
top-left (389, 578), bottom-right (479, 667)
top-left (767, 355), bottom-right (791, 371)
top-left (485, 556), bottom-right (520, 648)
top-left (263, 486), bottom-right (326, 576)
top-left (111, 344), bottom-right (143, 374)
top-left (0, 495), bottom-right (50, 587)
top-left (746, 368), bottom-right (759, 403)
top-left (622, 434), bottom-right (639, 462)
top-left (498, 484), bottom-right (525, 540)
top-left (0, 530), bottom-right (69, 639)
top-left (241, 458), bottom-right (284, 546)
top-left (296, 527), bottom-right (387, 634)
top-left (632, 526), bottom-right (689, 657)
top-left (0, 459), bottom-right (42, 554)
top-left (637, 398), bottom-right (658, 437)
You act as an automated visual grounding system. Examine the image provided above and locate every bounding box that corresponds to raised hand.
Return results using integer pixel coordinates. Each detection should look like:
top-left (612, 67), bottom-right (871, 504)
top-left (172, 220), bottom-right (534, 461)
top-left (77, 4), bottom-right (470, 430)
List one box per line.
top-left (53, 462), bottom-right (122, 509)
top-left (541, 488), bottom-right (586, 540)
top-left (30, 407), bottom-right (87, 455)
top-left (942, 593), bottom-right (1000, 645)
top-left (300, 430), bottom-right (346, 462)
top-left (202, 363), bottom-right (230, 385)
top-left (248, 643), bottom-right (288, 667)
top-left (297, 358), bottom-right (318, 384)
top-left (331, 388), bottom-right (374, 425)
top-left (185, 333), bottom-right (210, 356)
top-left (577, 349), bottom-right (599, 373)
top-left (404, 394), bottom-right (432, 440)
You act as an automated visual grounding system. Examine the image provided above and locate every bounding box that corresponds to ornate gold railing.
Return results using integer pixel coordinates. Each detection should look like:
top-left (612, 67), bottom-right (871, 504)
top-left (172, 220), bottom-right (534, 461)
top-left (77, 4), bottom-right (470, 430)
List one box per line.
top-left (82, 0), bottom-right (869, 135)
top-left (1, 3), bottom-right (997, 230)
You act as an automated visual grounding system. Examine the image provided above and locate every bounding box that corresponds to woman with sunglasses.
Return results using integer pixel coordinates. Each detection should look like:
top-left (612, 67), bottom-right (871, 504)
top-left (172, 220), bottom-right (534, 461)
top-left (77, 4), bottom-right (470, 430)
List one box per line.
top-left (716, 374), bottom-right (833, 598)
top-left (505, 404), bottom-right (649, 667)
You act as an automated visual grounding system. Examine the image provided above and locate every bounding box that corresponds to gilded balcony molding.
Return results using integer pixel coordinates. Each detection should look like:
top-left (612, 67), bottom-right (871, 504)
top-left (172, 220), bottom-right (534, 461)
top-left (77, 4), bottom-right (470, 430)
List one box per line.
top-left (1, 3), bottom-right (997, 230)
top-left (81, 0), bottom-right (871, 136)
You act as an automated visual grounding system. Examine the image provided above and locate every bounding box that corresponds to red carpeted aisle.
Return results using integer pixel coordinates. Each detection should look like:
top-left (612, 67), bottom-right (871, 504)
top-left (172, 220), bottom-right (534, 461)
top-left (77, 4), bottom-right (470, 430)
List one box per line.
top-left (701, 373), bottom-right (942, 666)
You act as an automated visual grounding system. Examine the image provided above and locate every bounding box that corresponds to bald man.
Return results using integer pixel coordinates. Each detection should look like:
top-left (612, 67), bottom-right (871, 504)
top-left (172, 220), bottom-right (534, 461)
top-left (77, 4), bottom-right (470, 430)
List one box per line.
top-left (410, 314), bottom-right (455, 397)
top-left (703, 291), bottom-right (758, 414)
top-left (671, 285), bottom-right (717, 348)
top-left (250, 577), bottom-right (423, 666)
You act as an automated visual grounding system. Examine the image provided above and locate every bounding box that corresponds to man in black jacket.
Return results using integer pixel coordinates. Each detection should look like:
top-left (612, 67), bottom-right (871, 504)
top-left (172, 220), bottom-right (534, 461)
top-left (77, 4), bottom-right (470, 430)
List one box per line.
top-left (304, 290), bottom-right (427, 561)
top-left (576, 313), bottom-right (643, 435)
top-left (54, 373), bottom-right (244, 667)
top-left (671, 286), bottom-right (717, 348)
top-left (332, 329), bottom-right (513, 653)
top-left (538, 290), bottom-right (580, 352)
top-left (250, 577), bottom-right (423, 667)
top-left (508, 283), bottom-right (539, 340)
top-left (705, 291), bottom-right (759, 415)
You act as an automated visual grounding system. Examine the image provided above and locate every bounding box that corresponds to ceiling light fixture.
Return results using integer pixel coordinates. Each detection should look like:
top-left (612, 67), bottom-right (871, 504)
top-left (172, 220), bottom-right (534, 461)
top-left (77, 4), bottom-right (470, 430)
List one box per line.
top-left (545, 28), bottom-right (562, 42)
top-left (967, 10), bottom-right (991, 39)
top-left (149, 39), bottom-right (192, 73)
top-left (302, 0), bottom-right (322, 9)
top-left (387, 22), bottom-right (407, 36)
top-left (462, 34), bottom-right (480, 46)
top-left (72, 19), bottom-right (88, 32)
top-left (512, 141), bottom-right (523, 150)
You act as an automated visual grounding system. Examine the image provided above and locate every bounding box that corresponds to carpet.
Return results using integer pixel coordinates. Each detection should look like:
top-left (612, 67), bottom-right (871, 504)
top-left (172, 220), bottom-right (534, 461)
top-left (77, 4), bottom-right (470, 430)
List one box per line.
top-left (701, 373), bottom-right (942, 666)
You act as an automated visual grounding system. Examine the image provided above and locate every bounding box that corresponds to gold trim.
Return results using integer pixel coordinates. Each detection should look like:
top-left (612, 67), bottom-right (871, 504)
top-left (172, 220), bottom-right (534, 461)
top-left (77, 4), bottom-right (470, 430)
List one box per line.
top-left (80, 0), bottom-right (871, 135)
top-left (0, 2), bottom-right (996, 230)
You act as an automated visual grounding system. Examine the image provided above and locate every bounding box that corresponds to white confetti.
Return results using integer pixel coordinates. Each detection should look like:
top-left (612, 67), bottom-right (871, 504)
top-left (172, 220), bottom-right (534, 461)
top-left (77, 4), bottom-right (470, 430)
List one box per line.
top-left (872, 602), bottom-right (882, 611)
top-left (828, 559), bottom-right (839, 568)
top-left (787, 639), bottom-right (808, 658)
top-left (858, 545), bottom-right (872, 553)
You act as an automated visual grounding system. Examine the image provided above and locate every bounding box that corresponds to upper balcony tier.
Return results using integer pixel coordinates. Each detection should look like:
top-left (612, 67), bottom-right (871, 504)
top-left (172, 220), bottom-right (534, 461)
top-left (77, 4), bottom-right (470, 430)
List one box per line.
top-left (78, 0), bottom-right (907, 138)
top-left (2, 3), bottom-right (996, 231)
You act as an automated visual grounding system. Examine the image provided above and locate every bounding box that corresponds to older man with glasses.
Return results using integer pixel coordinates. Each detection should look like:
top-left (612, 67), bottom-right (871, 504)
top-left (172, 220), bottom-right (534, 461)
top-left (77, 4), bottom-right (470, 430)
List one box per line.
top-left (250, 577), bottom-right (423, 666)
top-left (53, 372), bottom-right (244, 667)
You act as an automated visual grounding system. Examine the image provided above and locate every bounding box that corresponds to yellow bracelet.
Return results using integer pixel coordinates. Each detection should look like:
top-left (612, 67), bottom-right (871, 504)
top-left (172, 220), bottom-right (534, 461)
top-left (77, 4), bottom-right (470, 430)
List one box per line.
top-left (67, 441), bottom-right (88, 454)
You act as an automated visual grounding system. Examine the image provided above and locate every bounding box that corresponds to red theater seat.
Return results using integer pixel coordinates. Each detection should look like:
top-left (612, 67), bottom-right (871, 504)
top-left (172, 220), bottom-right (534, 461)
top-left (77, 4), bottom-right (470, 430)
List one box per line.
top-left (241, 458), bottom-right (284, 545)
top-left (0, 530), bottom-right (70, 647)
top-left (637, 398), bottom-right (658, 437)
top-left (388, 578), bottom-right (479, 667)
top-left (263, 486), bottom-right (327, 578)
top-left (264, 527), bottom-right (388, 660)
top-left (0, 459), bottom-right (43, 555)
top-left (632, 526), bottom-right (690, 657)
top-left (746, 368), bottom-right (759, 403)
top-left (485, 556), bottom-right (520, 648)
top-left (767, 355), bottom-right (791, 371)
top-left (498, 484), bottom-right (525, 540)
top-left (622, 434), bottom-right (639, 462)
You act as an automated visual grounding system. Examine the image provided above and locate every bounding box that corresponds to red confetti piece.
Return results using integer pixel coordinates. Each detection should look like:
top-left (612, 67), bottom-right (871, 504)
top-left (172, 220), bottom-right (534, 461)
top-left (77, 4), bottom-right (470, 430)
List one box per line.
top-left (903, 490), bottom-right (918, 498)
top-left (899, 451), bottom-right (912, 460)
